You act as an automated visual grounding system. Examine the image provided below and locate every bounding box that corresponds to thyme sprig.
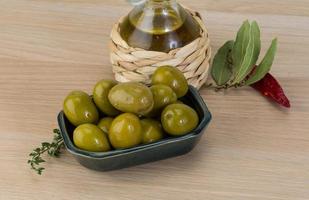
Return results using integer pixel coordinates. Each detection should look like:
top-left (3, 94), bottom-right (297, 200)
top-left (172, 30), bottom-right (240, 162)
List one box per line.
top-left (28, 129), bottom-right (64, 175)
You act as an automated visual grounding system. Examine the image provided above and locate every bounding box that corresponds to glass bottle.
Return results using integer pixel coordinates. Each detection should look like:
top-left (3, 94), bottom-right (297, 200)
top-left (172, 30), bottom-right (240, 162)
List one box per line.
top-left (120, 0), bottom-right (201, 52)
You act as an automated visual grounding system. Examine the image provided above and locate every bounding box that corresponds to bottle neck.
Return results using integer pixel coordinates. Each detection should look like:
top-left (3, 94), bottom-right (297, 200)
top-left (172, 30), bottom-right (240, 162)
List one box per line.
top-left (128, 0), bottom-right (175, 6)
top-left (146, 0), bottom-right (176, 7)
top-left (127, 0), bottom-right (185, 34)
top-left (148, 0), bottom-right (174, 3)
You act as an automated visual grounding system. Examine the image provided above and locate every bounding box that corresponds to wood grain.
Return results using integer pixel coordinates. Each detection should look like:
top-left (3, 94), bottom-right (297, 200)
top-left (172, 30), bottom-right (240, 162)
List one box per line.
top-left (0, 0), bottom-right (308, 199)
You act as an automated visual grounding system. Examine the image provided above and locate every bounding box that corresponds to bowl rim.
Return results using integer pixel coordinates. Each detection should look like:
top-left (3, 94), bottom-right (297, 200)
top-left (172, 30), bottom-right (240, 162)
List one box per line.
top-left (57, 86), bottom-right (212, 159)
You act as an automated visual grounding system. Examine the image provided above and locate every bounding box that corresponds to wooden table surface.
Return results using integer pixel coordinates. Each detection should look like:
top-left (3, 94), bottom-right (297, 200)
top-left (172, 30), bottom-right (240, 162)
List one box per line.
top-left (1, 0), bottom-right (308, 199)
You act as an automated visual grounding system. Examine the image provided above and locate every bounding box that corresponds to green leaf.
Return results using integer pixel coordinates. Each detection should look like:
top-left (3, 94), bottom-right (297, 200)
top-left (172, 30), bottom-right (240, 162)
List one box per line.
top-left (29, 152), bottom-right (36, 156)
top-left (36, 157), bottom-right (45, 163)
top-left (37, 167), bottom-right (45, 175)
top-left (42, 142), bottom-right (50, 147)
top-left (232, 20), bottom-right (250, 75)
top-left (53, 129), bottom-right (60, 134)
top-left (211, 40), bottom-right (234, 86)
top-left (245, 38), bottom-right (278, 85)
top-left (249, 21), bottom-right (261, 72)
top-left (232, 21), bottom-right (261, 84)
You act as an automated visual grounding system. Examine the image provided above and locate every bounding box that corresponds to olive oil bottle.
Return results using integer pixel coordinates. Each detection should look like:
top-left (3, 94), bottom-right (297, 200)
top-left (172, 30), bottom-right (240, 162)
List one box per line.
top-left (120, 0), bottom-right (201, 52)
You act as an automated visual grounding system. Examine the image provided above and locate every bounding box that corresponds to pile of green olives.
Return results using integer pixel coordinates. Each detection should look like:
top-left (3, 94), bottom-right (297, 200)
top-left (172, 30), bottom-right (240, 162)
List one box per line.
top-left (63, 66), bottom-right (199, 152)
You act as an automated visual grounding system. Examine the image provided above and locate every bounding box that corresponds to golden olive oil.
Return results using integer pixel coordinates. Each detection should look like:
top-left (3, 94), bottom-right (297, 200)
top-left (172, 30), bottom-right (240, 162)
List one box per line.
top-left (120, 0), bottom-right (201, 52)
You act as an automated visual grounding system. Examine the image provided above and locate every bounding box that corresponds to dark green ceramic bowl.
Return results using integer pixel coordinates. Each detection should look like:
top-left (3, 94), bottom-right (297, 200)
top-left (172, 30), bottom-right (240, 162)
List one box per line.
top-left (57, 86), bottom-right (212, 171)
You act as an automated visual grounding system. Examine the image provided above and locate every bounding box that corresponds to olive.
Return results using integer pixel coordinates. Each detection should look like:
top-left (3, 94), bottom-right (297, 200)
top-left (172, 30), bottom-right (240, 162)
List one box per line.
top-left (151, 66), bottom-right (188, 98)
top-left (63, 91), bottom-right (99, 126)
top-left (141, 119), bottom-right (164, 144)
top-left (108, 82), bottom-right (154, 116)
top-left (161, 104), bottom-right (199, 136)
top-left (148, 84), bottom-right (177, 116)
top-left (73, 124), bottom-right (110, 152)
top-left (97, 117), bottom-right (114, 135)
top-left (109, 113), bottom-right (142, 149)
top-left (93, 79), bottom-right (120, 116)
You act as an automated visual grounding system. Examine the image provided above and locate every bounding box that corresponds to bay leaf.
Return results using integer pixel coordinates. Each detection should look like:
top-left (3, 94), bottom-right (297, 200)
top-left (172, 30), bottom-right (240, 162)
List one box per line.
top-left (245, 38), bottom-right (278, 85)
top-left (248, 21), bottom-right (261, 74)
top-left (232, 20), bottom-right (250, 75)
top-left (211, 40), bottom-right (234, 86)
top-left (232, 21), bottom-right (261, 84)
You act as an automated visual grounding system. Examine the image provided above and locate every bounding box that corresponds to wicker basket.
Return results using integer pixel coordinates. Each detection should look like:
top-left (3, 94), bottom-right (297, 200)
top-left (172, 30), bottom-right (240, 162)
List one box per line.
top-left (110, 7), bottom-right (211, 89)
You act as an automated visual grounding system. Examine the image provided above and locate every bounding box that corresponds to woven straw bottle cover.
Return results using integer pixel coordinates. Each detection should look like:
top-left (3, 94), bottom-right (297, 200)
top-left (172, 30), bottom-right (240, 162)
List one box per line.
top-left (110, 0), bottom-right (211, 89)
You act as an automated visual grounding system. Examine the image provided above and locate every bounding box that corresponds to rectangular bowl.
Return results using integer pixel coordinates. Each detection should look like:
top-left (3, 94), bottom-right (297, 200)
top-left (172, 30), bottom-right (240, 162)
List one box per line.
top-left (57, 86), bottom-right (212, 171)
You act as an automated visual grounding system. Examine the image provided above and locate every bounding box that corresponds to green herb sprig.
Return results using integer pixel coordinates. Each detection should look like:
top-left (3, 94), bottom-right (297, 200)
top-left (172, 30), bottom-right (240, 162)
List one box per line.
top-left (28, 129), bottom-right (64, 175)
top-left (211, 20), bottom-right (278, 89)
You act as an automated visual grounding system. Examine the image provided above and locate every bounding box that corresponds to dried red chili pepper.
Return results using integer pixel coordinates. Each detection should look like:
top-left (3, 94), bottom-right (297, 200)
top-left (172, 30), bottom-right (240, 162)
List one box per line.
top-left (250, 73), bottom-right (291, 108)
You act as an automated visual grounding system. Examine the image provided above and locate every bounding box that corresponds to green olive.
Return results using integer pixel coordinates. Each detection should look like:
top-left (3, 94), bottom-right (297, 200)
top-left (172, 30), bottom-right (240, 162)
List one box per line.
top-left (93, 79), bottom-right (120, 116)
top-left (148, 84), bottom-right (177, 116)
top-left (73, 124), bottom-right (110, 152)
top-left (108, 82), bottom-right (154, 116)
top-left (141, 119), bottom-right (164, 144)
top-left (151, 66), bottom-right (188, 98)
top-left (161, 104), bottom-right (199, 136)
top-left (63, 91), bottom-right (99, 126)
top-left (97, 117), bottom-right (114, 135)
top-left (109, 113), bottom-right (142, 149)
